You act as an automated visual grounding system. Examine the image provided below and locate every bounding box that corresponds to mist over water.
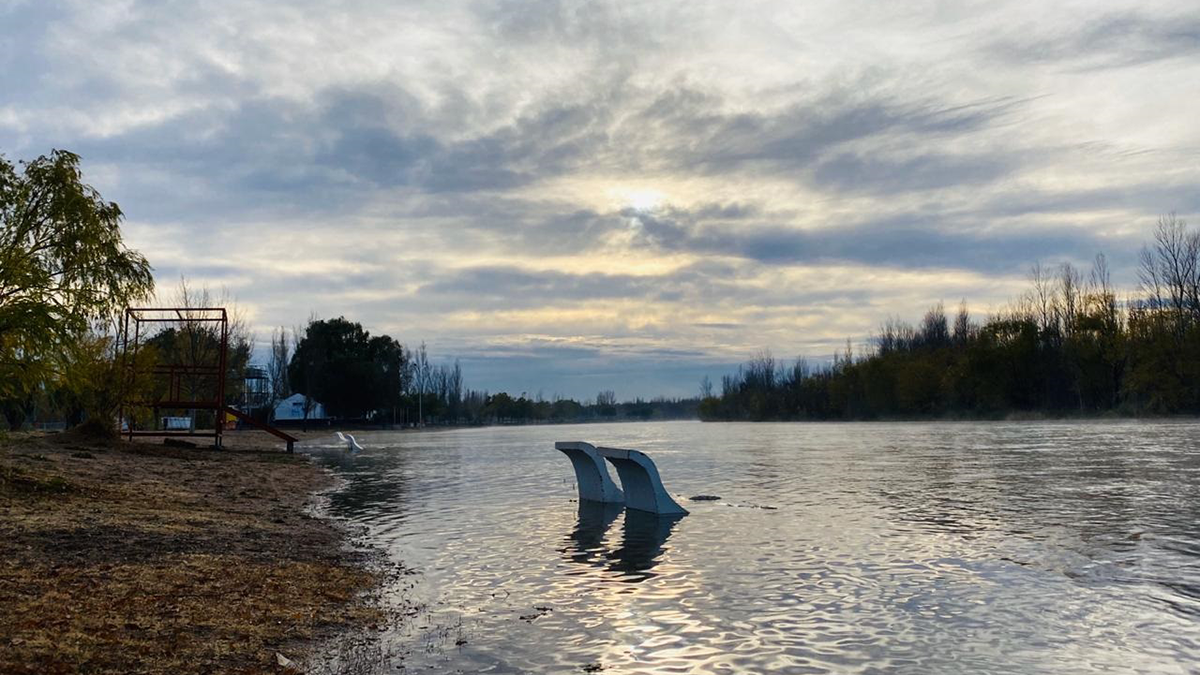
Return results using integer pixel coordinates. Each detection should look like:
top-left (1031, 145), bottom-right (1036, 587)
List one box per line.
top-left (309, 421), bottom-right (1200, 674)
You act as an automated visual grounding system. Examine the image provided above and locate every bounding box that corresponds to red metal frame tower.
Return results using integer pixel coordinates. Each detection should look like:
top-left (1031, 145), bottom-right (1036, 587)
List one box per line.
top-left (117, 307), bottom-right (296, 451)
top-left (117, 307), bottom-right (229, 446)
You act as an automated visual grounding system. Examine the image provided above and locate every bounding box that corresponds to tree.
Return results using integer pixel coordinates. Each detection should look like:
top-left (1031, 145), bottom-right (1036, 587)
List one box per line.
top-left (1139, 213), bottom-right (1199, 330)
top-left (289, 317), bottom-right (406, 420)
top-left (410, 342), bottom-right (430, 426)
top-left (0, 150), bottom-right (153, 427)
top-left (292, 317), bottom-right (317, 428)
top-left (54, 331), bottom-right (158, 432)
top-left (952, 301), bottom-right (972, 346)
top-left (140, 278), bottom-right (252, 430)
top-left (700, 218), bottom-right (1200, 420)
top-left (595, 390), bottom-right (617, 417)
top-left (267, 326), bottom-right (291, 418)
top-left (446, 360), bottom-right (463, 423)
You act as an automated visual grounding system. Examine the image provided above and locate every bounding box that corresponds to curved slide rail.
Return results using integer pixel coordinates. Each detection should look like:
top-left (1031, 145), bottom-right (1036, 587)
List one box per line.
top-left (597, 446), bottom-right (689, 515)
top-left (554, 441), bottom-right (625, 503)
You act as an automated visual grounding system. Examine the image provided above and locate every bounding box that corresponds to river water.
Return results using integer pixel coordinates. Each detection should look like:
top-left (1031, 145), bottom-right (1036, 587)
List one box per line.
top-left (307, 421), bottom-right (1200, 674)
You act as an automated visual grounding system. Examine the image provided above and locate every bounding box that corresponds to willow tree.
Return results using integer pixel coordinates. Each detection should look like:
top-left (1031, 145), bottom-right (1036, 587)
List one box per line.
top-left (0, 150), bottom-right (154, 426)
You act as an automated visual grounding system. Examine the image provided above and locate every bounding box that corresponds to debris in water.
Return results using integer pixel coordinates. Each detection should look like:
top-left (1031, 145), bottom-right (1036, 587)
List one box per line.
top-left (519, 606), bottom-right (553, 622)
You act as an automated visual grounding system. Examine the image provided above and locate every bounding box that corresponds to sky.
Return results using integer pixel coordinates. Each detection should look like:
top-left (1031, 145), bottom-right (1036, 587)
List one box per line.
top-left (2, 0), bottom-right (1199, 400)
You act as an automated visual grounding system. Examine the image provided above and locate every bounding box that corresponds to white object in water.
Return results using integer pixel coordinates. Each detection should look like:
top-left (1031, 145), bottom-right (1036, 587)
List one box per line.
top-left (597, 446), bottom-right (688, 515)
top-left (336, 431), bottom-right (363, 452)
top-left (555, 441), bottom-right (624, 503)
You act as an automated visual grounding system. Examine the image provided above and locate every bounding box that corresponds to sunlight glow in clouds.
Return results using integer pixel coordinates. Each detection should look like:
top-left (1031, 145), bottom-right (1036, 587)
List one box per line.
top-left (611, 187), bottom-right (668, 212)
top-left (2, 0), bottom-right (1198, 397)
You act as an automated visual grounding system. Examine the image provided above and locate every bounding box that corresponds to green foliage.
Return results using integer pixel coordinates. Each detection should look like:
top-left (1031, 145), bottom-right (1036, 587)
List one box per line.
top-left (55, 333), bottom-right (126, 428)
top-left (288, 317), bottom-right (406, 419)
top-left (0, 150), bottom-right (154, 427)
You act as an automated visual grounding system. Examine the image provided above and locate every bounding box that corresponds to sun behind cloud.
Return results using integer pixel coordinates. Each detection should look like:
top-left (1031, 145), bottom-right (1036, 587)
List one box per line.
top-left (610, 186), bottom-right (668, 212)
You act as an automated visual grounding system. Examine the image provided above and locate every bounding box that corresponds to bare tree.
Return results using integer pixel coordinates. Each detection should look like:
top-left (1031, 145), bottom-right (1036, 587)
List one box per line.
top-left (411, 342), bottom-right (430, 426)
top-left (1088, 253), bottom-right (1119, 327)
top-left (152, 276), bottom-right (253, 431)
top-left (919, 302), bottom-right (950, 348)
top-left (292, 314), bottom-right (318, 431)
top-left (1139, 213), bottom-right (1199, 329)
top-left (1058, 262), bottom-right (1082, 337)
top-left (952, 300), bottom-right (972, 345)
top-left (744, 350), bottom-right (776, 391)
top-left (266, 326), bottom-right (290, 420)
top-left (1090, 253), bottom-right (1112, 295)
top-left (447, 360), bottom-right (463, 422)
top-left (1028, 262), bottom-right (1057, 334)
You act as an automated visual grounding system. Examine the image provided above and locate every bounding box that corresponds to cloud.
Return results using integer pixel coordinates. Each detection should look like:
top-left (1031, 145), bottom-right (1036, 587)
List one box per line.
top-left (988, 12), bottom-right (1200, 69)
top-left (810, 151), bottom-right (1015, 194)
top-left (2, 0), bottom-right (1197, 397)
top-left (618, 203), bottom-right (1129, 273)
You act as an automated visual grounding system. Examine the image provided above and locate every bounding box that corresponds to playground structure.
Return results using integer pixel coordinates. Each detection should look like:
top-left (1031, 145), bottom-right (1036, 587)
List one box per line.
top-left (117, 307), bottom-right (298, 452)
top-left (555, 441), bottom-right (688, 515)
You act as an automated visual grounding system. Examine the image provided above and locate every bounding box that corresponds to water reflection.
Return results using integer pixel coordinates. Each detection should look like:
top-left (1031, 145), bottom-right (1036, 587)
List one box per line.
top-left (606, 510), bottom-right (685, 581)
top-left (563, 501), bottom-right (623, 567)
top-left (315, 451), bottom-right (411, 516)
top-left (561, 502), bottom-right (685, 581)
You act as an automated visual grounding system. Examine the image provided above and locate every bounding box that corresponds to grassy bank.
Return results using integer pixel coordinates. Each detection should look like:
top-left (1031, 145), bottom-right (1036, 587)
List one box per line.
top-left (0, 430), bottom-right (381, 674)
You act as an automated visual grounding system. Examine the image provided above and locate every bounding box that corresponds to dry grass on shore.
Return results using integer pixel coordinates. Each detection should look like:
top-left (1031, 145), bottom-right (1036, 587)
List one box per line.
top-left (0, 430), bottom-right (381, 675)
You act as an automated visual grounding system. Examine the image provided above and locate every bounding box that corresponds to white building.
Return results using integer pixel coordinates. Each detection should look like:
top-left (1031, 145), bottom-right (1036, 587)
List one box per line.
top-left (273, 393), bottom-right (328, 421)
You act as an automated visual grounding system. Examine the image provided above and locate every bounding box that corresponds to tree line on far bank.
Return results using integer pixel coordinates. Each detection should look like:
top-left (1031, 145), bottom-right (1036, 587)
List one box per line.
top-left (701, 215), bottom-right (1200, 421)
top-left (271, 316), bottom-right (698, 426)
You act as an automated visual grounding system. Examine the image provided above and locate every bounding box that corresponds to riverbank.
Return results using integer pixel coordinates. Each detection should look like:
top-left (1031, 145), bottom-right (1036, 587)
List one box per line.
top-left (0, 429), bottom-right (383, 674)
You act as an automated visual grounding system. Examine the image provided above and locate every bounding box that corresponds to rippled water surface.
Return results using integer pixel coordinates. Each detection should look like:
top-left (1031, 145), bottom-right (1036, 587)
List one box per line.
top-left (307, 421), bottom-right (1200, 674)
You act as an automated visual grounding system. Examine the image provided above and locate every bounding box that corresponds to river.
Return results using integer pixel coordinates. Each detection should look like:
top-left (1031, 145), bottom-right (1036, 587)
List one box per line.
top-left (307, 420), bottom-right (1200, 674)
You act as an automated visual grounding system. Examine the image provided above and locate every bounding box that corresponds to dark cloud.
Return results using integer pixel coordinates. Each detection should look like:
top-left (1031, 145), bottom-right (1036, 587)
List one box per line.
top-left (717, 220), bottom-right (1117, 272)
top-left (979, 182), bottom-right (1200, 220)
top-left (647, 93), bottom-right (1022, 175)
top-left (988, 12), bottom-right (1200, 68)
top-left (22, 70), bottom-right (1030, 224)
top-left (418, 266), bottom-right (652, 302)
top-left (811, 151), bottom-right (1016, 194)
top-left (612, 202), bottom-right (1130, 273)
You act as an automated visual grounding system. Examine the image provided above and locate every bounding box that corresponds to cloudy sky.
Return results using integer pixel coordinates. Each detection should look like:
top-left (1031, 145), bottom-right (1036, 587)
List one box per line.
top-left (3, 0), bottom-right (1198, 399)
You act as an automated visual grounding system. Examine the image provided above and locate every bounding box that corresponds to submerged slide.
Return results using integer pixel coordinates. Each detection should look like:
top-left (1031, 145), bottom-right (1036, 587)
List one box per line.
top-left (555, 441), bottom-right (688, 515)
top-left (555, 441), bottom-right (624, 503)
